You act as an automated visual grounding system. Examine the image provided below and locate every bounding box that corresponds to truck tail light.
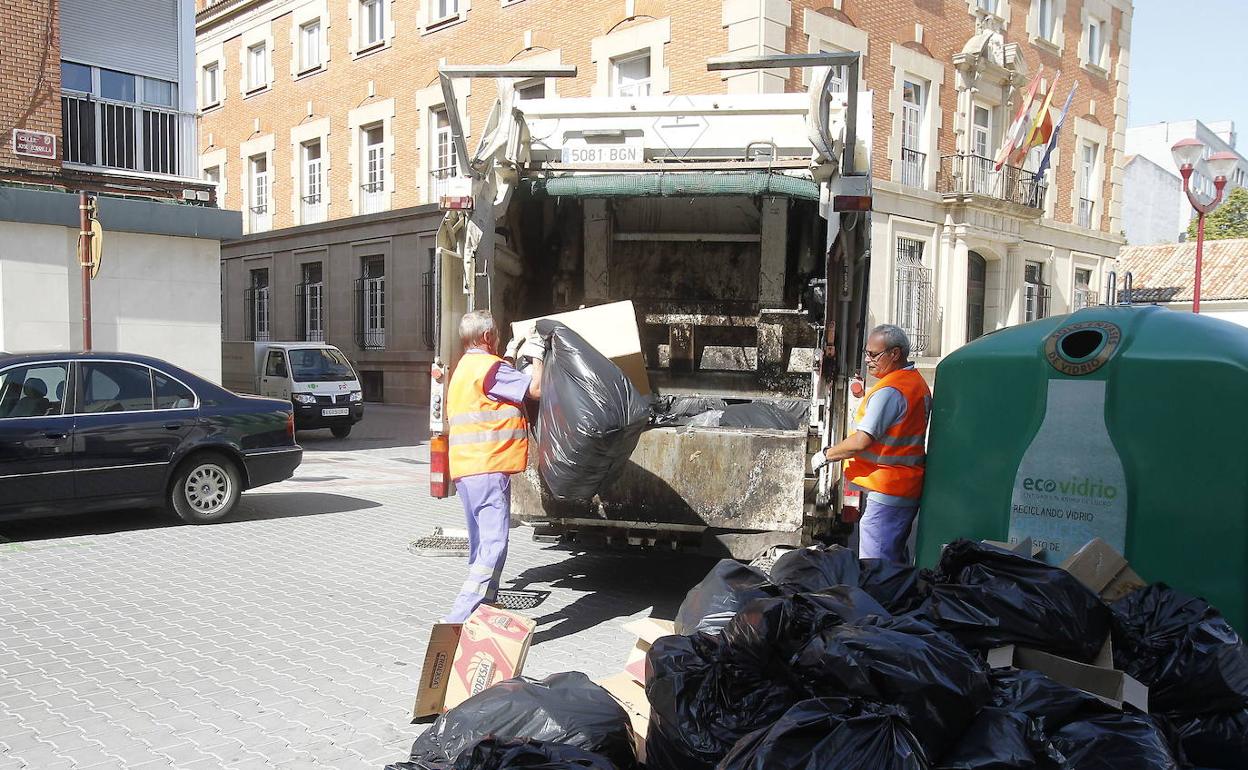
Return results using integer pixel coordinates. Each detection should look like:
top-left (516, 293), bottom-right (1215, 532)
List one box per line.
top-left (841, 484), bottom-right (861, 523)
top-left (430, 434), bottom-right (450, 498)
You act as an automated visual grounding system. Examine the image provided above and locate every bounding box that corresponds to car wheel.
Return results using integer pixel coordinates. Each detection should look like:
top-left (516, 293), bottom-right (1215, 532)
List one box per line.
top-left (331, 424), bottom-right (352, 439)
top-left (170, 453), bottom-right (241, 524)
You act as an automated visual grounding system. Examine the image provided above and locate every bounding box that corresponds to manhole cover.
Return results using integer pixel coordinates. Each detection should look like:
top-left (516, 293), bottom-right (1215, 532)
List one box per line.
top-left (494, 590), bottom-right (550, 611)
top-left (409, 527), bottom-right (471, 557)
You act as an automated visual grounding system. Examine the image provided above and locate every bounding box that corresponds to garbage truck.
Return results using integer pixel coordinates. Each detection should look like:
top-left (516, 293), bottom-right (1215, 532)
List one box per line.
top-left (427, 54), bottom-right (874, 558)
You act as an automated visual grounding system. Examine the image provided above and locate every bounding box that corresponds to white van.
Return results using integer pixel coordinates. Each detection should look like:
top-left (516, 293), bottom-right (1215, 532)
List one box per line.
top-left (222, 341), bottom-right (363, 438)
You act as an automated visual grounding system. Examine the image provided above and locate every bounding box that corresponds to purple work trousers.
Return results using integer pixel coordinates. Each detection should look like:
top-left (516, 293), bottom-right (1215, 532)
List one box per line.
top-left (858, 492), bottom-right (919, 563)
top-left (443, 472), bottom-right (512, 623)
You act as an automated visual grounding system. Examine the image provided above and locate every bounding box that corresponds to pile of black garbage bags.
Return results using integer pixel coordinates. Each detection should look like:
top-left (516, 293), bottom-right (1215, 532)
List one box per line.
top-left (388, 540), bottom-right (1248, 769)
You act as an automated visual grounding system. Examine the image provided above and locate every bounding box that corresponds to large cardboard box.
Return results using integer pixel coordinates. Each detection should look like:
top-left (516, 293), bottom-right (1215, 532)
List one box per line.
top-left (1060, 537), bottom-right (1146, 603)
top-left (412, 605), bottom-right (537, 721)
top-left (621, 618), bottom-right (676, 683)
top-left (596, 672), bottom-right (651, 764)
top-left (987, 643), bottom-right (1148, 712)
top-left (511, 300), bottom-right (650, 395)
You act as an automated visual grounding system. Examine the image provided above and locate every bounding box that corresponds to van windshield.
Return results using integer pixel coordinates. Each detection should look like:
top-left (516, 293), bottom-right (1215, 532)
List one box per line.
top-left (288, 348), bottom-right (356, 382)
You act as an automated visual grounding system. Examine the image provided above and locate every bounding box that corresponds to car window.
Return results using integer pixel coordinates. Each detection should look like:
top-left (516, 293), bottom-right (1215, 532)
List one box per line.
top-left (154, 371), bottom-right (196, 410)
top-left (79, 362), bottom-right (154, 413)
top-left (0, 363), bottom-right (69, 418)
top-left (265, 351), bottom-right (288, 378)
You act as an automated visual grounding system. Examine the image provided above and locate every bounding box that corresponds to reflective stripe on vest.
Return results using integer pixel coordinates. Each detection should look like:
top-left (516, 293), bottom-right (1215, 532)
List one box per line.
top-left (845, 367), bottom-right (931, 499)
top-left (446, 351), bottom-right (529, 480)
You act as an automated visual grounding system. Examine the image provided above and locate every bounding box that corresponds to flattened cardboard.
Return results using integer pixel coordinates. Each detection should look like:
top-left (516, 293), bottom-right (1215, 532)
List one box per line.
top-left (987, 643), bottom-right (1148, 712)
top-left (597, 672), bottom-right (650, 764)
top-left (621, 618), bottom-right (676, 684)
top-left (512, 300), bottom-right (651, 395)
top-left (1060, 537), bottom-right (1146, 603)
top-left (411, 605), bottom-right (536, 722)
top-left (983, 537), bottom-right (1043, 559)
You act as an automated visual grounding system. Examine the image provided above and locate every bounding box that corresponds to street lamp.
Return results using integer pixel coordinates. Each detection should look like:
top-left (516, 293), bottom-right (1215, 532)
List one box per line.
top-left (1171, 138), bottom-right (1238, 313)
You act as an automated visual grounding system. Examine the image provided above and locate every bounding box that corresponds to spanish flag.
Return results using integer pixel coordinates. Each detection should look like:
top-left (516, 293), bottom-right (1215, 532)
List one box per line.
top-left (1013, 73), bottom-right (1061, 166)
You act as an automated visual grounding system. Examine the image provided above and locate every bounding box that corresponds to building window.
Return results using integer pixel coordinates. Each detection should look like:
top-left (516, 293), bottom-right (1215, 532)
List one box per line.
top-left (203, 165), bottom-right (222, 205)
top-left (967, 251), bottom-right (987, 343)
top-left (968, 104), bottom-right (995, 194)
top-left (900, 79), bottom-right (926, 187)
top-left (894, 237), bottom-right (932, 355)
top-left (612, 52), bottom-right (652, 97)
top-left (201, 62), bottom-right (220, 107)
top-left (818, 48), bottom-right (849, 97)
top-left (1079, 140), bottom-right (1099, 228)
top-left (247, 269), bottom-right (271, 342)
top-left (247, 43), bottom-right (268, 91)
top-left (249, 154), bottom-right (270, 232)
top-left (298, 262), bottom-right (325, 342)
top-left (1024, 262), bottom-right (1051, 322)
top-left (60, 60), bottom-right (190, 176)
top-left (1086, 18), bottom-right (1106, 69)
top-left (360, 0), bottom-right (384, 49)
top-left (302, 140), bottom-right (324, 224)
top-left (300, 20), bottom-right (322, 72)
top-left (432, 0), bottom-right (459, 24)
top-left (358, 257), bottom-right (386, 349)
top-left (430, 108), bottom-right (459, 202)
top-left (977, 0), bottom-right (998, 13)
top-left (517, 80), bottom-right (546, 101)
top-left (1073, 267), bottom-right (1097, 310)
top-left (1037, 0), bottom-right (1056, 40)
top-left (360, 124), bottom-right (386, 214)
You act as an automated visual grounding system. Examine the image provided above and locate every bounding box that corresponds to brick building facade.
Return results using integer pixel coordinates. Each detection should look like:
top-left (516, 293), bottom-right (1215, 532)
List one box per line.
top-left (1, 0), bottom-right (63, 172)
top-left (199, 0), bottom-right (1131, 399)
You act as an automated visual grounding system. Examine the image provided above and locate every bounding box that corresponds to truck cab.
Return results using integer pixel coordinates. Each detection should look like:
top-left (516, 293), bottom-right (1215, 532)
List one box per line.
top-left (223, 341), bottom-right (364, 438)
top-left (428, 54), bottom-right (873, 558)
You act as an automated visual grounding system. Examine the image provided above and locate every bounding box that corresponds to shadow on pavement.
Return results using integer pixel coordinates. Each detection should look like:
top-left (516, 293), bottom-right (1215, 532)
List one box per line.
top-left (0, 491), bottom-right (381, 542)
top-left (506, 547), bottom-right (717, 647)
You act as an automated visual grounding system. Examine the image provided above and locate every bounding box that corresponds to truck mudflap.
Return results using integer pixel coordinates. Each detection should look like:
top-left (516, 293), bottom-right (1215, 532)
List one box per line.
top-left (511, 424), bottom-right (809, 558)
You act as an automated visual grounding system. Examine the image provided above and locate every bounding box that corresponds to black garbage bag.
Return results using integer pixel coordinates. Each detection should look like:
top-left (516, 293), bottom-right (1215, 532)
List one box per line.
top-left (769, 545), bottom-right (861, 593)
top-left (722, 590), bottom-right (892, 673)
top-left (791, 614), bottom-right (992, 757)
top-left (1160, 708), bottom-right (1248, 770)
top-left (1110, 583), bottom-right (1248, 715)
top-left (534, 320), bottom-right (652, 500)
top-left (652, 395), bottom-right (727, 426)
top-left (986, 668), bottom-right (1113, 735)
top-left (718, 401), bottom-right (802, 430)
top-left (398, 672), bottom-right (636, 770)
top-left (717, 697), bottom-right (930, 770)
top-left (1048, 710), bottom-right (1180, 770)
top-left (927, 540), bottom-right (1112, 662)
top-left (858, 558), bottom-right (931, 615)
top-left (934, 708), bottom-right (1062, 770)
top-left (674, 559), bottom-right (784, 635)
top-left (451, 738), bottom-right (620, 770)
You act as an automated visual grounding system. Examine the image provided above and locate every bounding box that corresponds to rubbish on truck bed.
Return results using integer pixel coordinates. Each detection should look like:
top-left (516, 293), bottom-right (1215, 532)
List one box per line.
top-left (394, 671), bottom-right (637, 770)
top-left (718, 401), bottom-right (803, 430)
top-left (1059, 536), bottom-right (1146, 603)
top-left (532, 320), bottom-right (652, 500)
top-left (412, 605), bottom-right (536, 720)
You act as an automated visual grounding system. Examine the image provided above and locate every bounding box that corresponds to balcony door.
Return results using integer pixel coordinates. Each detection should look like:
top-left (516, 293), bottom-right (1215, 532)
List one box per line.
top-left (966, 251), bottom-right (987, 343)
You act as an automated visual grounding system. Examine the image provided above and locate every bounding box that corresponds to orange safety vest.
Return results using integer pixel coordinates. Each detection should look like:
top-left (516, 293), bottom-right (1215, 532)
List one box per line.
top-left (447, 351), bottom-right (529, 480)
top-left (844, 367), bottom-right (931, 499)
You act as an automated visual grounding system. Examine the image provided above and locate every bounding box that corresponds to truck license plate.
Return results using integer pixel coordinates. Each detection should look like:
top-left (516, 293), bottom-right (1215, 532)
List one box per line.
top-left (322, 408), bottom-right (349, 417)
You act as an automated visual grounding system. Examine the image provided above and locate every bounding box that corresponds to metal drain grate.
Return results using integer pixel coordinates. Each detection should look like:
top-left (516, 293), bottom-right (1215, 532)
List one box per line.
top-left (409, 527), bottom-right (471, 557)
top-left (494, 589), bottom-right (550, 611)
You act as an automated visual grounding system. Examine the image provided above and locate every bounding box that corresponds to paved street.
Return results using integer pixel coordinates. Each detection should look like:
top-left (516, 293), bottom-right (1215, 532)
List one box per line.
top-left (0, 406), bottom-right (714, 769)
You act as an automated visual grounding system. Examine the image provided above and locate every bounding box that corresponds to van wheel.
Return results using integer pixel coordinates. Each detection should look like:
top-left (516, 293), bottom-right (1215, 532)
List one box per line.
top-left (331, 424), bottom-right (352, 439)
top-left (169, 453), bottom-right (241, 524)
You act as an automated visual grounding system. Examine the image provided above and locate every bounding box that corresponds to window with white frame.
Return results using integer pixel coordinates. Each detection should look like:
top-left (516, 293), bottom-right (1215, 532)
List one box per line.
top-left (900, 79), bottom-right (926, 187)
top-left (360, 0), bottom-right (384, 49)
top-left (1073, 267), bottom-right (1096, 309)
top-left (249, 154), bottom-right (270, 230)
top-left (1079, 140), bottom-right (1099, 228)
top-left (972, 105), bottom-right (993, 159)
top-left (1024, 262), bottom-right (1050, 321)
top-left (302, 140), bottom-right (324, 223)
top-left (894, 237), bottom-right (932, 355)
top-left (516, 80), bottom-right (546, 101)
top-left (299, 262), bottom-right (324, 342)
top-left (201, 62), bottom-right (220, 107)
top-left (1037, 0), bottom-right (1056, 41)
top-left (818, 48), bottom-right (848, 97)
top-left (1086, 17), bottom-right (1106, 68)
top-left (969, 104), bottom-right (995, 194)
top-left (246, 43), bottom-right (268, 91)
top-left (249, 268), bottom-right (271, 342)
top-left (612, 52), bottom-right (652, 98)
top-left (299, 19), bottom-right (322, 72)
top-left (61, 61), bottom-right (185, 175)
top-left (977, 0), bottom-right (999, 14)
top-left (430, 107), bottom-right (459, 200)
top-left (432, 0), bottom-right (459, 23)
top-left (360, 257), bottom-right (386, 348)
top-left (203, 165), bottom-right (222, 204)
top-left (360, 124), bottom-right (386, 213)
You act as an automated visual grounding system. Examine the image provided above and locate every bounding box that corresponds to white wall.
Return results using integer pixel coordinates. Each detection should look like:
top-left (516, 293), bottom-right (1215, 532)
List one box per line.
top-left (1123, 157), bottom-right (1182, 245)
top-left (0, 222), bottom-right (222, 382)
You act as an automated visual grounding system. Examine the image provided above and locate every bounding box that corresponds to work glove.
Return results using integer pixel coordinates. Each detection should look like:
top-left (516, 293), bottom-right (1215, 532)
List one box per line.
top-left (504, 335), bottom-right (523, 361)
top-left (811, 449), bottom-right (831, 473)
top-left (518, 331), bottom-right (547, 363)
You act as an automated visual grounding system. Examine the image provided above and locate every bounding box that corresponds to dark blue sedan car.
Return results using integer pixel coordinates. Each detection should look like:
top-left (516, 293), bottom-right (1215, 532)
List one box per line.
top-left (0, 351), bottom-right (302, 524)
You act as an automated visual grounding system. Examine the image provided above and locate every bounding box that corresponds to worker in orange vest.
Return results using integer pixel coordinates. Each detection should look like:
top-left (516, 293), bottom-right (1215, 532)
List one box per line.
top-left (442, 310), bottom-right (545, 622)
top-left (812, 324), bottom-right (931, 562)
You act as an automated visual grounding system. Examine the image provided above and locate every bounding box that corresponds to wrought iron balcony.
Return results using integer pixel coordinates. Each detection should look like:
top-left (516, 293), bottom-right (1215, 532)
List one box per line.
top-left (939, 154), bottom-right (1046, 209)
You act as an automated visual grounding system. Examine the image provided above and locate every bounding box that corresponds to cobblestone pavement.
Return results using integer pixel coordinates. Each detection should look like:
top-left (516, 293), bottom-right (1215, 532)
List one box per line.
top-left (0, 406), bottom-right (715, 769)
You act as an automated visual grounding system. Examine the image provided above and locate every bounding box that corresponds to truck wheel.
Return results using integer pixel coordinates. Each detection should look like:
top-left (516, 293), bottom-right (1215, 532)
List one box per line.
top-left (331, 424), bottom-right (352, 439)
top-left (169, 453), bottom-right (242, 524)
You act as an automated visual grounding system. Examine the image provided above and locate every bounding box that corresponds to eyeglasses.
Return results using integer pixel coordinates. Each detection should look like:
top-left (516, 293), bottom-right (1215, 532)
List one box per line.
top-left (865, 347), bottom-right (897, 360)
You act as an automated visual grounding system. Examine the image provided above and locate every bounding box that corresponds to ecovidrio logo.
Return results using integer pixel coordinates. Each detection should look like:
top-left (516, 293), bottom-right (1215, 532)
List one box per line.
top-left (1020, 476), bottom-right (1119, 499)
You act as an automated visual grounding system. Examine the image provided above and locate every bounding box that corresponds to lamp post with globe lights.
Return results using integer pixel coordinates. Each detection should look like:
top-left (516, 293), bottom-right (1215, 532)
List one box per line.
top-left (1171, 138), bottom-right (1240, 313)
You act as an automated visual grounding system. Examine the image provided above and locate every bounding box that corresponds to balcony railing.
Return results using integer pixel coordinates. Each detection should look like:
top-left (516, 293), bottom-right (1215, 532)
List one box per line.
top-left (301, 194), bottom-right (325, 225)
top-left (61, 92), bottom-right (194, 177)
top-left (899, 147), bottom-right (926, 188)
top-left (244, 287), bottom-right (271, 342)
top-left (296, 282), bottom-right (325, 342)
top-left (249, 204), bottom-right (270, 233)
top-left (430, 166), bottom-right (461, 203)
top-left (895, 261), bottom-right (933, 355)
top-left (1073, 287), bottom-right (1099, 311)
top-left (354, 277), bottom-right (386, 349)
top-left (1079, 197), bottom-right (1096, 229)
top-left (939, 154), bottom-right (1047, 209)
top-left (360, 182), bottom-right (387, 215)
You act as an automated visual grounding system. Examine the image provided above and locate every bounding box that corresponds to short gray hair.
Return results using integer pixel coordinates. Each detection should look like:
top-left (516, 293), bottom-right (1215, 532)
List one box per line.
top-left (459, 310), bottom-right (497, 347)
top-left (870, 323), bottom-right (911, 360)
